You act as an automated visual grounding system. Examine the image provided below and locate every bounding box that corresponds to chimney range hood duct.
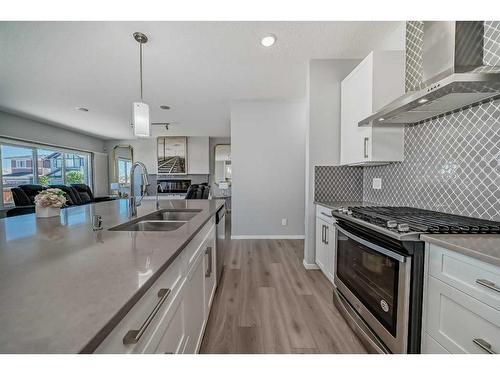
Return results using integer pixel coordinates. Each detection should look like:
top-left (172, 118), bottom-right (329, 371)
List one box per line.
top-left (359, 22), bottom-right (500, 127)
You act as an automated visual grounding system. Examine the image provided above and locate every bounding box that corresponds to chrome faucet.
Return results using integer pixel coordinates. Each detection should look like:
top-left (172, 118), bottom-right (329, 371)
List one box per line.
top-left (129, 161), bottom-right (150, 217)
top-left (155, 183), bottom-right (161, 210)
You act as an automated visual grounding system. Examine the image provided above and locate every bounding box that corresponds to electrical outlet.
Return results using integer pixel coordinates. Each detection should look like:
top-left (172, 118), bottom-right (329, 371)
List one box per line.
top-left (372, 178), bottom-right (382, 190)
top-left (281, 218), bottom-right (288, 226)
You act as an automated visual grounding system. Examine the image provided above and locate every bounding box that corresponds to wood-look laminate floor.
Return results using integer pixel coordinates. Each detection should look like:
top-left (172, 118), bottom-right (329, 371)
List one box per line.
top-left (200, 216), bottom-right (367, 354)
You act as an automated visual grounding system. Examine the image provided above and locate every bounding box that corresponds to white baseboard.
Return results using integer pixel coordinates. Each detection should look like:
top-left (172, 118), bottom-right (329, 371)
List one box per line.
top-left (230, 235), bottom-right (305, 240)
top-left (302, 259), bottom-right (320, 270)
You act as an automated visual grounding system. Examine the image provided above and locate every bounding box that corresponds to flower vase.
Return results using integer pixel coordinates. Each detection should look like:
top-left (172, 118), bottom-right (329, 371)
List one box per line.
top-left (36, 205), bottom-right (61, 218)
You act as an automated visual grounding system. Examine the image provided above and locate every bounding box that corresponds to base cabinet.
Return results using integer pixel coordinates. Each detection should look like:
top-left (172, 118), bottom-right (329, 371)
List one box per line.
top-left (315, 205), bottom-right (336, 284)
top-left (422, 244), bottom-right (500, 354)
top-left (183, 249), bottom-right (207, 354)
top-left (204, 229), bottom-right (217, 317)
top-left (95, 218), bottom-right (217, 354)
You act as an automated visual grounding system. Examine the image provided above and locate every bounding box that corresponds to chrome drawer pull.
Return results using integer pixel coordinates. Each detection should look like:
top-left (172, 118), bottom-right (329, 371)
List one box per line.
top-left (476, 279), bottom-right (500, 293)
top-left (321, 212), bottom-right (333, 218)
top-left (123, 288), bottom-right (171, 345)
top-left (473, 338), bottom-right (496, 354)
top-left (363, 137), bottom-right (369, 158)
top-left (205, 246), bottom-right (213, 278)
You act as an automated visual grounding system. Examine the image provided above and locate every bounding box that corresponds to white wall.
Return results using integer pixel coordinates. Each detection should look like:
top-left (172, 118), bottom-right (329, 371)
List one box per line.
top-left (303, 59), bottom-right (360, 266)
top-left (104, 136), bottom-right (210, 180)
top-left (231, 100), bottom-right (306, 238)
top-left (0, 111), bottom-right (108, 195)
top-left (0, 111), bottom-right (105, 152)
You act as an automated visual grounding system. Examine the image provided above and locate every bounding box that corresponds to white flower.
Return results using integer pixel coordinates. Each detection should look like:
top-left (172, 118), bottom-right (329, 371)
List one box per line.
top-left (34, 188), bottom-right (67, 208)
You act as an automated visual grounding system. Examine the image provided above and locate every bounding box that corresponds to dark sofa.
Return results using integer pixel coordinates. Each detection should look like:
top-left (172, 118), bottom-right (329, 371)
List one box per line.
top-left (6, 184), bottom-right (115, 217)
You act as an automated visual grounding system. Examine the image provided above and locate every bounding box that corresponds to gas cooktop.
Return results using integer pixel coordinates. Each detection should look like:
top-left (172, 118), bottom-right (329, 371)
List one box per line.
top-left (332, 206), bottom-right (500, 241)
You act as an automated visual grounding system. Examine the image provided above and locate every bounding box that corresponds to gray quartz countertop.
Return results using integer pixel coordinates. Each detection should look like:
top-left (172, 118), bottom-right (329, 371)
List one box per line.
top-left (421, 234), bottom-right (500, 267)
top-left (0, 198), bottom-right (224, 354)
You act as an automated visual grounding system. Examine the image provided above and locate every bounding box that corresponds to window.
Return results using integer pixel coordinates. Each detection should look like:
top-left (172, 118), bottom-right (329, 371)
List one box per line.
top-left (37, 149), bottom-right (63, 186)
top-left (1, 144), bottom-right (35, 206)
top-left (118, 158), bottom-right (132, 184)
top-left (0, 140), bottom-right (93, 207)
top-left (64, 153), bottom-right (89, 184)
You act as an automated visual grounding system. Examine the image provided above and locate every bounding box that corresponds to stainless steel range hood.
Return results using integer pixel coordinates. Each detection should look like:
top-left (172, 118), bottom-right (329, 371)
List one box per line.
top-left (359, 21), bottom-right (500, 127)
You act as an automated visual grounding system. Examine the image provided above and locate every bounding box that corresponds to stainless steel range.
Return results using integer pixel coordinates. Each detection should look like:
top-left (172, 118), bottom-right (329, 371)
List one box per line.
top-left (331, 206), bottom-right (500, 354)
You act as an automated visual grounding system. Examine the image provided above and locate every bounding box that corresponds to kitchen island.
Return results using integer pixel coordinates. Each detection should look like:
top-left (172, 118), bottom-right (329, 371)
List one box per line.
top-left (0, 198), bottom-right (225, 353)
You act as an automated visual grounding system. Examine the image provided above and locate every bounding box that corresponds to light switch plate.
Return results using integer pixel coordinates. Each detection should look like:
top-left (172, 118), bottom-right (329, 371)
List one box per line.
top-left (281, 218), bottom-right (288, 226)
top-left (372, 178), bottom-right (382, 190)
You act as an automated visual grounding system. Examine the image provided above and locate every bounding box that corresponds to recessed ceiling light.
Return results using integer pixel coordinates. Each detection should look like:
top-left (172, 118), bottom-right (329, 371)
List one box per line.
top-left (378, 118), bottom-right (385, 122)
top-left (76, 107), bottom-right (89, 112)
top-left (418, 98), bottom-right (429, 104)
top-left (160, 105), bottom-right (171, 110)
top-left (260, 34), bottom-right (277, 47)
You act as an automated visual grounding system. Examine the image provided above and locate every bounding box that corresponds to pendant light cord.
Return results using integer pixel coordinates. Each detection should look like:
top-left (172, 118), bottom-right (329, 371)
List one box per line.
top-left (139, 42), bottom-right (143, 101)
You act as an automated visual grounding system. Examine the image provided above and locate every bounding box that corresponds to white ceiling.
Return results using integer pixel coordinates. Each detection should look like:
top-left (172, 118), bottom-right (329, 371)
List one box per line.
top-left (0, 21), bottom-right (405, 140)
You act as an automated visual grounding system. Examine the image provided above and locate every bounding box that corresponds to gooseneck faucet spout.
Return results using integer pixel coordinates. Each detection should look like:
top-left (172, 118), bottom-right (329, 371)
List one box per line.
top-left (129, 161), bottom-right (150, 217)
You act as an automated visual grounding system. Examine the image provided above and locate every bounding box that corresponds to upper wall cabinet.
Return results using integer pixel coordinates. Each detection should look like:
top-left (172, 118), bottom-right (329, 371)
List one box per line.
top-left (340, 51), bottom-right (405, 166)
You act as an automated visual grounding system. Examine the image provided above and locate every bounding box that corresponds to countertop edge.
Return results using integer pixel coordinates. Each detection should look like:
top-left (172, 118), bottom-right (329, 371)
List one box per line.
top-left (79, 200), bottom-right (225, 353)
top-left (421, 234), bottom-right (500, 268)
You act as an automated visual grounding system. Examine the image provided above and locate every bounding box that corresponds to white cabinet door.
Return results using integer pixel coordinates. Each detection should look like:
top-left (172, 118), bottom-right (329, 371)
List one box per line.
top-left (203, 230), bottom-right (217, 317)
top-left (315, 217), bottom-right (326, 271)
top-left (422, 334), bottom-right (450, 354)
top-left (340, 55), bottom-right (372, 165)
top-left (183, 251), bottom-right (206, 354)
top-left (323, 222), bottom-right (336, 284)
top-left (340, 51), bottom-right (405, 166)
top-left (426, 276), bottom-right (500, 354)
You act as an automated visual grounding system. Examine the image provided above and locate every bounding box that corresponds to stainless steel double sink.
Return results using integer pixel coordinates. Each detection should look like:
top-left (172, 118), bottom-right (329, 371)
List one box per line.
top-left (109, 209), bottom-right (202, 232)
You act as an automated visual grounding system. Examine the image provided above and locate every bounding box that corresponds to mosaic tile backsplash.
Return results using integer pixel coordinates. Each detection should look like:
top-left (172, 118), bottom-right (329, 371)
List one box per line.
top-left (363, 99), bottom-right (500, 221)
top-left (314, 166), bottom-right (363, 202)
top-left (363, 21), bottom-right (500, 221)
top-left (315, 21), bottom-right (500, 221)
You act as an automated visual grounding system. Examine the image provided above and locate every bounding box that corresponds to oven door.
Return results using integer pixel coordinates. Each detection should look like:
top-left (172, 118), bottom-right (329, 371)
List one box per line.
top-left (334, 221), bottom-right (411, 353)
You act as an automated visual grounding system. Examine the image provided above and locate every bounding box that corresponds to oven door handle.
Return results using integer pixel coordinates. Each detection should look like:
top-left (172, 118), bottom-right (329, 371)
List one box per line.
top-left (335, 223), bottom-right (407, 263)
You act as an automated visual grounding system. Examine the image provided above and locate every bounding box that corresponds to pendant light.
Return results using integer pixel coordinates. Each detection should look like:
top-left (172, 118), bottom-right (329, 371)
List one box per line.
top-left (132, 32), bottom-right (151, 137)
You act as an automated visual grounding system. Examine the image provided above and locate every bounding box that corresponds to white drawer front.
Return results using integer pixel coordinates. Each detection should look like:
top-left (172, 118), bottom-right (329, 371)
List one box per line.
top-left (95, 255), bottom-right (184, 353)
top-left (153, 284), bottom-right (186, 354)
top-left (426, 276), bottom-right (500, 354)
top-left (184, 219), bottom-right (215, 272)
top-left (316, 205), bottom-right (335, 224)
top-left (429, 244), bottom-right (500, 311)
top-left (422, 333), bottom-right (450, 354)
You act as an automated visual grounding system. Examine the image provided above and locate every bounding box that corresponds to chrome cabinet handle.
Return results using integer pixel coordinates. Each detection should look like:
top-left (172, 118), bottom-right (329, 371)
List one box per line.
top-left (363, 137), bottom-right (369, 158)
top-left (321, 212), bottom-right (333, 218)
top-left (205, 246), bottom-right (213, 278)
top-left (476, 279), bottom-right (500, 293)
top-left (322, 225), bottom-right (326, 244)
top-left (473, 338), bottom-right (496, 354)
top-left (324, 225), bottom-right (329, 245)
top-left (123, 288), bottom-right (171, 345)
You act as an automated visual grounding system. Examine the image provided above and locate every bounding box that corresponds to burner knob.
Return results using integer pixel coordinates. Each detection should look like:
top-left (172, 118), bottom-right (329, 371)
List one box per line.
top-left (337, 207), bottom-right (344, 213)
top-left (397, 223), bottom-right (410, 232)
top-left (341, 208), bottom-right (349, 214)
top-left (387, 220), bottom-right (397, 229)
top-left (347, 210), bottom-right (353, 215)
